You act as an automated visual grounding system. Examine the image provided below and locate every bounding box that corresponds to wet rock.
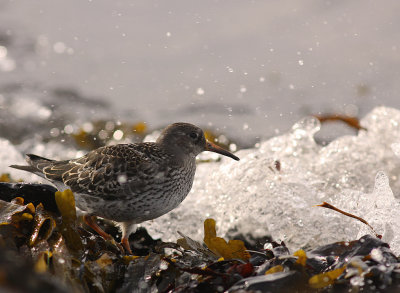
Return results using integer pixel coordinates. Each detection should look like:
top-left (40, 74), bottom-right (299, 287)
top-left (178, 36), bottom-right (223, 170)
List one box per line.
top-left (0, 183), bottom-right (59, 213)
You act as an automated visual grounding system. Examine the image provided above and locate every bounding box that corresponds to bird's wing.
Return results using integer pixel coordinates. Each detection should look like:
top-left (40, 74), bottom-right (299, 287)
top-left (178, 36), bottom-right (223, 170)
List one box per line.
top-left (57, 143), bottom-right (169, 199)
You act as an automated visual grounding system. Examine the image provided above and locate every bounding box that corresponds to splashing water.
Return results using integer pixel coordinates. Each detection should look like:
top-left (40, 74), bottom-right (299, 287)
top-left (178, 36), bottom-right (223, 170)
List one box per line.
top-left (2, 106), bottom-right (400, 254)
top-left (146, 107), bottom-right (400, 255)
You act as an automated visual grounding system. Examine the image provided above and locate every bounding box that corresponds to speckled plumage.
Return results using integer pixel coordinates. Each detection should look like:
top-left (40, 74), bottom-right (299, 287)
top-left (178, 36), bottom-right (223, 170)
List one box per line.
top-left (35, 143), bottom-right (196, 223)
top-left (11, 122), bottom-right (239, 253)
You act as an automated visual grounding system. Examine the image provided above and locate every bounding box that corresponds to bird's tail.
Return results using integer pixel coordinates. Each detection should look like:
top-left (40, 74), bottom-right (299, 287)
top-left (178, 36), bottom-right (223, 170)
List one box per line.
top-left (10, 154), bottom-right (55, 178)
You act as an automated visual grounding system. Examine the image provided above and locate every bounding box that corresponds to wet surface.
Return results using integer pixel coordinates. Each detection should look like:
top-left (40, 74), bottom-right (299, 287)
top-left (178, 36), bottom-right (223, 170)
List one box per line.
top-left (0, 182), bottom-right (399, 292)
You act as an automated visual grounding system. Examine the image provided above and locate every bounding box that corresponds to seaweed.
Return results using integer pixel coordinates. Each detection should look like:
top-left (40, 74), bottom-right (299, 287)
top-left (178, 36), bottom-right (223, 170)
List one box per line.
top-left (0, 181), bottom-right (399, 292)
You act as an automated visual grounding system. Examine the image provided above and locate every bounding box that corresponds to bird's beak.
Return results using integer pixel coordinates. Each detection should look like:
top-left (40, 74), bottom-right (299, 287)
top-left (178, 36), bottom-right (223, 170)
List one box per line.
top-left (205, 141), bottom-right (240, 161)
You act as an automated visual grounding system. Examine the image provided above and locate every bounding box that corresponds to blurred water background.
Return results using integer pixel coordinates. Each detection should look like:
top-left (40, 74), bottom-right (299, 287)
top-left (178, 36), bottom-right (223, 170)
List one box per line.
top-left (1, 0), bottom-right (400, 145)
top-left (1, 0), bottom-right (400, 256)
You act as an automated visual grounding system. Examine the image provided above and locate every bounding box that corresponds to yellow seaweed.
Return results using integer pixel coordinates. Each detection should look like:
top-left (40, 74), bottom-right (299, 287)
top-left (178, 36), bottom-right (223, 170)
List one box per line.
top-left (265, 265), bottom-right (284, 275)
top-left (34, 251), bottom-right (53, 273)
top-left (203, 218), bottom-right (250, 261)
top-left (122, 255), bottom-right (140, 264)
top-left (55, 189), bottom-right (77, 223)
top-left (29, 204), bottom-right (56, 246)
top-left (309, 266), bottom-right (347, 289)
top-left (55, 189), bottom-right (83, 252)
top-left (0, 173), bottom-right (11, 182)
top-left (96, 253), bottom-right (114, 269)
top-left (132, 122), bottom-right (147, 134)
top-left (0, 200), bottom-right (35, 226)
top-left (294, 249), bottom-right (307, 267)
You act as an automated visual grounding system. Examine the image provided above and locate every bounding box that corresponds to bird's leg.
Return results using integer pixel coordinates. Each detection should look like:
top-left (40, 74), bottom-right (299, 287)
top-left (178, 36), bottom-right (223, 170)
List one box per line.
top-left (119, 221), bottom-right (136, 255)
top-left (82, 214), bottom-right (112, 240)
top-left (83, 215), bottom-right (134, 254)
top-left (121, 236), bottom-right (133, 255)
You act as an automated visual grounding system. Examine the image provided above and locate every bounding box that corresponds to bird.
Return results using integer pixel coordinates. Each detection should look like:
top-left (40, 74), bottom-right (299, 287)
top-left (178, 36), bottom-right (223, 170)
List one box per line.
top-left (10, 122), bottom-right (240, 253)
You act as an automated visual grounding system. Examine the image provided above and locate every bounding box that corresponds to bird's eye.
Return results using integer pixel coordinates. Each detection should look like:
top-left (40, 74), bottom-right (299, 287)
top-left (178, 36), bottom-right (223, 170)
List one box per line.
top-left (189, 132), bottom-right (198, 140)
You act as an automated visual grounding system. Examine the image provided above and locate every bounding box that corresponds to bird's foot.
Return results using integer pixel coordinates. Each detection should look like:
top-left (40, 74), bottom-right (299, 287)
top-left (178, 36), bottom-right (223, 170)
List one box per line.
top-left (121, 236), bottom-right (133, 255)
top-left (83, 215), bottom-right (133, 254)
top-left (83, 214), bottom-right (112, 240)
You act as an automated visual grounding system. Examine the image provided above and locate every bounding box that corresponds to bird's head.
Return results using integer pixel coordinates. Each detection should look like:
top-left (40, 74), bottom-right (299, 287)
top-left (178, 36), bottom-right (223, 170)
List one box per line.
top-left (156, 122), bottom-right (239, 161)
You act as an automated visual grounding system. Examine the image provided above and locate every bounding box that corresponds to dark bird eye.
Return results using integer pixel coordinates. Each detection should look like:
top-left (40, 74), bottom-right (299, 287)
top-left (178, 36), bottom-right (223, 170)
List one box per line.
top-left (189, 132), bottom-right (198, 140)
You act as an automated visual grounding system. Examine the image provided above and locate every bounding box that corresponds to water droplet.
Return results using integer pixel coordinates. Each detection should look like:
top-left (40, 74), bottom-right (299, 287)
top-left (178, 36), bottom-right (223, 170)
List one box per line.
top-left (64, 124), bottom-right (74, 134)
top-left (0, 46), bottom-right (7, 58)
top-left (159, 260), bottom-right (169, 270)
top-left (196, 88), bottom-right (205, 95)
top-left (82, 122), bottom-right (93, 133)
top-left (98, 129), bottom-right (108, 140)
top-left (105, 121), bottom-right (115, 131)
top-left (50, 128), bottom-right (60, 137)
top-left (118, 174), bottom-right (127, 183)
top-left (53, 42), bottom-right (66, 54)
top-left (113, 130), bottom-right (124, 140)
top-left (370, 248), bottom-right (383, 262)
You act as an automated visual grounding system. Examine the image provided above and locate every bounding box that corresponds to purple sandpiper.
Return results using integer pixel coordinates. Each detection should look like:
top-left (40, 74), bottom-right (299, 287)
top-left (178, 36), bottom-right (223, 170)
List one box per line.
top-left (10, 122), bottom-right (239, 253)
